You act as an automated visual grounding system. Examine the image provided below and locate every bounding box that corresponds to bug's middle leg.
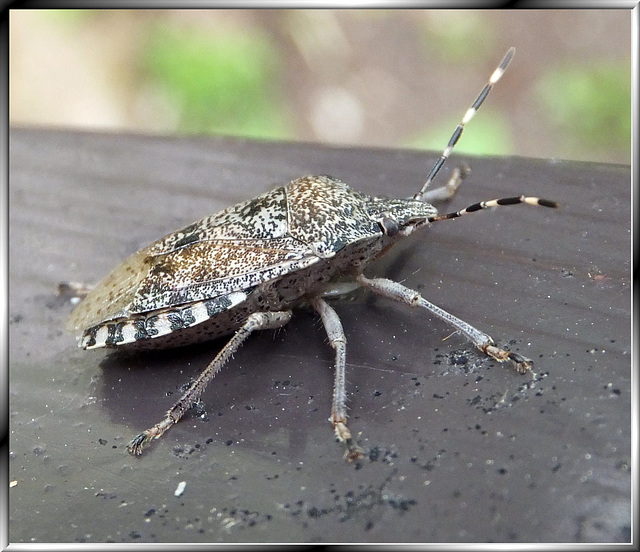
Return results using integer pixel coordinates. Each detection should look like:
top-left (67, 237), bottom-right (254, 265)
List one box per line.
top-left (127, 310), bottom-right (292, 455)
top-left (309, 297), bottom-right (362, 461)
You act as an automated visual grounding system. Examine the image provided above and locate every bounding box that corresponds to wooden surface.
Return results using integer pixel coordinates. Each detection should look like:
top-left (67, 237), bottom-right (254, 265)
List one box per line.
top-left (9, 128), bottom-right (631, 543)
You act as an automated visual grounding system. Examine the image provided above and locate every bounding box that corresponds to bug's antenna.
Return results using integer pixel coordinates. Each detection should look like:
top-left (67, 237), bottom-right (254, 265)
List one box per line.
top-left (427, 195), bottom-right (558, 224)
top-left (414, 47), bottom-right (516, 202)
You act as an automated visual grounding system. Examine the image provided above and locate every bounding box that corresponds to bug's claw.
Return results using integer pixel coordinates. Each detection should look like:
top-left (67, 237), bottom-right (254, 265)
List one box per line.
top-left (507, 351), bottom-right (533, 374)
top-left (126, 432), bottom-right (150, 456)
top-left (344, 441), bottom-right (364, 462)
top-left (334, 420), bottom-right (363, 462)
top-left (482, 344), bottom-right (533, 374)
top-left (126, 417), bottom-right (176, 456)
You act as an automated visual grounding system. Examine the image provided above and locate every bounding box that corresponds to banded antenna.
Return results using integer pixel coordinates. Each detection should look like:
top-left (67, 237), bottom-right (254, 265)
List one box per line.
top-left (414, 47), bottom-right (516, 202)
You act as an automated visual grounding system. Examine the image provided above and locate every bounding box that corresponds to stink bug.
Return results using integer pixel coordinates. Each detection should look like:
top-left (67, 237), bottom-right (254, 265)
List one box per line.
top-left (66, 47), bottom-right (557, 459)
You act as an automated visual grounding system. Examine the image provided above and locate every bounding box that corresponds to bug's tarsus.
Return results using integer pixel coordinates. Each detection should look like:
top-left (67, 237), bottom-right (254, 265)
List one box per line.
top-left (414, 47), bottom-right (516, 203)
top-left (507, 352), bottom-right (533, 374)
top-left (481, 344), bottom-right (533, 374)
top-left (335, 421), bottom-right (363, 462)
top-left (345, 441), bottom-right (363, 462)
top-left (127, 433), bottom-right (148, 456)
top-left (127, 417), bottom-right (176, 456)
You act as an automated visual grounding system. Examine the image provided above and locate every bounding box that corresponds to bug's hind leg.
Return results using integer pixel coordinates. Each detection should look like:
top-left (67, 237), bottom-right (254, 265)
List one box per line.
top-left (309, 297), bottom-right (362, 462)
top-left (127, 310), bottom-right (292, 456)
top-left (57, 281), bottom-right (94, 300)
top-left (357, 274), bottom-right (533, 374)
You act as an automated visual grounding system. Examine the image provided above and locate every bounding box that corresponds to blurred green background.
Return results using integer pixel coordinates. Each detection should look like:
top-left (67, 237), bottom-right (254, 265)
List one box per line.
top-left (10, 9), bottom-right (631, 164)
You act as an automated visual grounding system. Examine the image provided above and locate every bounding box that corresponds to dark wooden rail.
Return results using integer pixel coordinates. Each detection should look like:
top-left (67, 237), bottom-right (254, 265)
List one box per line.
top-left (9, 127), bottom-right (631, 543)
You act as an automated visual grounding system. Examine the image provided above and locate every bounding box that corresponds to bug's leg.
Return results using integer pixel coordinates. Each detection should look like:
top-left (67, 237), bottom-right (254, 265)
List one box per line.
top-left (309, 297), bottom-right (362, 462)
top-left (127, 310), bottom-right (292, 456)
top-left (357, 274), bottom-right (532, 373)
top-left (421, 164), bottom-right (471, 204)
top-left (57, 281), bottom-right (94, 299)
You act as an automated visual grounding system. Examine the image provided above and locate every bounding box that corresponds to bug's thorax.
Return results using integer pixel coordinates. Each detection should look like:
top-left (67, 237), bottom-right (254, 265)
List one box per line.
top-left (282, 178), bottom-right (438, 273)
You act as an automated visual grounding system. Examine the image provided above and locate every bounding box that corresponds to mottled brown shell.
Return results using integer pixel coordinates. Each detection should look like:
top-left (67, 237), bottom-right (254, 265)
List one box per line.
top-left (67, 178), bottom-right (360, 330)
top-left (67, 175), bottom-right (438, 349)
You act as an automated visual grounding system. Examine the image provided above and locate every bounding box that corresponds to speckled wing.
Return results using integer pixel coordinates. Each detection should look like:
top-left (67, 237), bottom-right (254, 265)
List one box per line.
top-left (67, 185), bottom-right (318, 332)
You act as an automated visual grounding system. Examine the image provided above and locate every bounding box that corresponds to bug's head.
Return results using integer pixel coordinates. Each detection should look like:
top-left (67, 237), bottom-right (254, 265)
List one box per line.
top-left (367, 196), bottom-right (438, 237)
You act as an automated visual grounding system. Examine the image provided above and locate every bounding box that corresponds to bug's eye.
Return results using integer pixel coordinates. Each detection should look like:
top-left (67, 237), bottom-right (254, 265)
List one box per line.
top-left (378, 217), bottom-right (400, 236)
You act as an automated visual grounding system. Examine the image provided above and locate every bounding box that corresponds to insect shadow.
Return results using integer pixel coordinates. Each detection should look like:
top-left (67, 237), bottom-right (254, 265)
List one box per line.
top-left (93, 295), bottom-right (445, 460)
top-left (93, 308), bottom-right (346, 458)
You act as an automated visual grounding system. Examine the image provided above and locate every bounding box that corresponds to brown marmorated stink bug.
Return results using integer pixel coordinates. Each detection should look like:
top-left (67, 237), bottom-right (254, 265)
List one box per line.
top-left (66, 47), bottom-right (557, 460)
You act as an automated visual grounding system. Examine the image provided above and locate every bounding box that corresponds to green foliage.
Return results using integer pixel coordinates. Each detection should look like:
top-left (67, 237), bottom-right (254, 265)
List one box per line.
top-left (417, 12), bottom-right (497, 62)
top-left (536, 61), bottom-right (630, 159)
top-left (142, 25), bottom-right (291, 138)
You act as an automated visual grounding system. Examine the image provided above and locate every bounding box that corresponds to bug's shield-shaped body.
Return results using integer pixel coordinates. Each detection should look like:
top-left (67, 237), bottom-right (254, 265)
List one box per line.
top-left (67, 176), bottom-right (432, 352)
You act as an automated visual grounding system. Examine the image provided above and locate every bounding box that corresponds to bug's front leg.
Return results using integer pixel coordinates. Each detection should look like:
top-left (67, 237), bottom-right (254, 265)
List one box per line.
top-left (309, 297), bottom-right (362, 462)
top-left (357, 274), bottom-right (533, 373)
top-left (127, 310), bottom-right (292, 456)
top-left (420, 164), bottom-right (471, 204)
